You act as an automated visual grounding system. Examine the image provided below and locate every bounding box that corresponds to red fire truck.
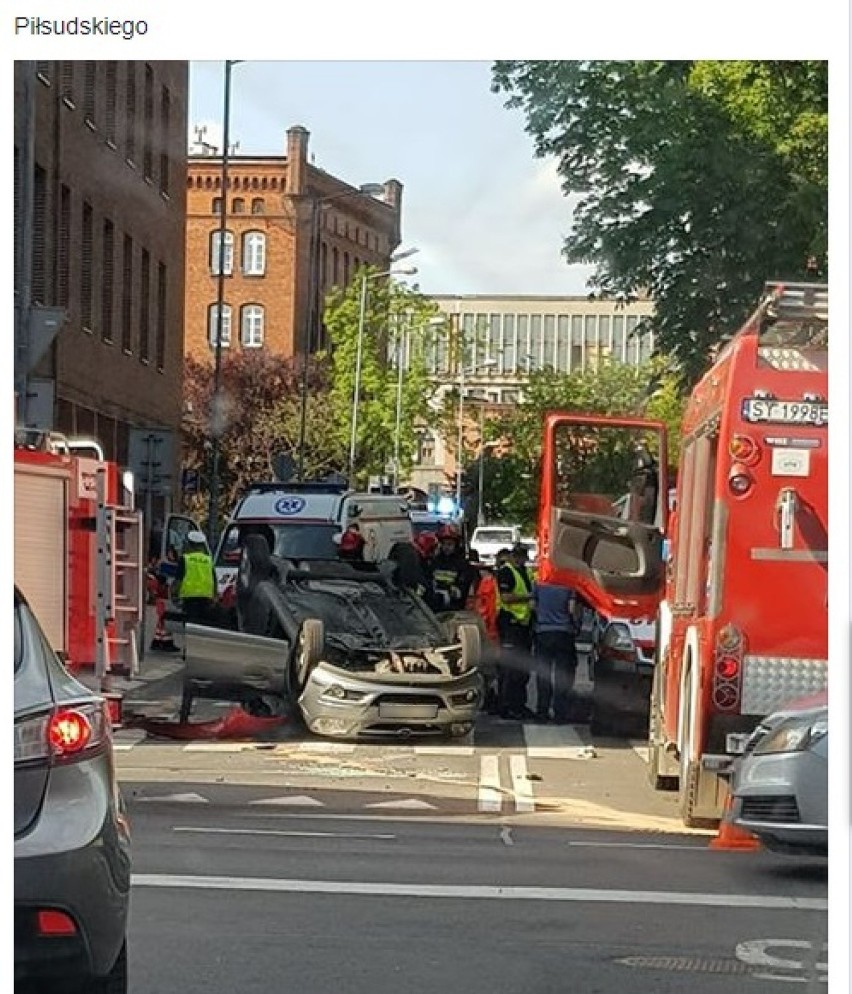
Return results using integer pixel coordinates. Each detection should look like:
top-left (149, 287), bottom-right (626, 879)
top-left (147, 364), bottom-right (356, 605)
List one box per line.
top-left (538, 281), bottom-right (828, 826)
top-left (14, 430), bottom-right (144, 719)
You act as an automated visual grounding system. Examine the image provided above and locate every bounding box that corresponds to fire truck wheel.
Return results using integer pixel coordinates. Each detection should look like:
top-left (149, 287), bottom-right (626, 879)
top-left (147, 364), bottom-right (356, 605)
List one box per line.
top-left (647, 666), bottom-right (678, 791)
top-left (679, 759), bottom-right (715, 828)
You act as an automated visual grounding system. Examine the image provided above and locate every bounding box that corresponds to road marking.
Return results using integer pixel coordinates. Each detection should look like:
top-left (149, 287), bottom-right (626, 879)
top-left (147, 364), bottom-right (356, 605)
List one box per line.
top-left (182, 743), bottom-right (258, 752)
top-left (500, 827), bottom-right (514, 847)
top-left (522, 723), bottom-right (589, 759)
top-left (173, 827), bottom-right (396, 841)
top-left (132, 874), bottom-right (828, 910)
top-left (112, 729), bottom-right (148, 750)
top-left (566, 841), bottom-right (707, 851)
top-left (630, 740), bottom-right (650, 763)
top-left (414, 745), bottom-right (476, 756)
top-left (364, 799), bottom-right (439, 811)
top-left (249, 796), bottom-right (326, 807)
top-left (294, 742), bottom-right (357, 754)
top-left (509, 754), bottom-right (536, 813)
top-left (736, 939), bottom-right (828, 983)
top-left (477, 755), bottom-right (503, 813)
top-left (136, 792), bottom-right (210, 804)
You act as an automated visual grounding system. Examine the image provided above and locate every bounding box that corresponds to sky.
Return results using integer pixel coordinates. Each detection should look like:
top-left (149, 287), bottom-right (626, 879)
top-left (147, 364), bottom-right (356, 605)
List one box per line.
top-left (188, 60), bottom-right (594, 298)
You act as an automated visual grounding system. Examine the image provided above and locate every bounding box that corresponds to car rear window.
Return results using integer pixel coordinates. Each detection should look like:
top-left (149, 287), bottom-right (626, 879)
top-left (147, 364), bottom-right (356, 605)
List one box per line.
top-left (476, 529), bottom-right (514, 543)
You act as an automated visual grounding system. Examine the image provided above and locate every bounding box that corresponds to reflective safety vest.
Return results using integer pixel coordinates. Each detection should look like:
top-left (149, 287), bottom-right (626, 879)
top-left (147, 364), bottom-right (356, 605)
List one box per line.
top-left (179, 551), bottom-right (215, 600)
top-left (497, 564), bottom-right (532, 625)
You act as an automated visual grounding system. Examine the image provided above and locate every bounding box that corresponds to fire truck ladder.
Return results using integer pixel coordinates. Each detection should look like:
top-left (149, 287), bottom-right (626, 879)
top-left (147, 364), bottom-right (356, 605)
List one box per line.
top-left (95, 466), bottom-right (144, 690)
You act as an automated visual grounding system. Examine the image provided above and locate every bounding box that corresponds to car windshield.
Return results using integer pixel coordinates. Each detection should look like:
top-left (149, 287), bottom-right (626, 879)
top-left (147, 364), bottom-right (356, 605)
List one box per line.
top-left (475, 529), bottom-right (514, 543)
top-left (217, 523), bottom-right (340, 565)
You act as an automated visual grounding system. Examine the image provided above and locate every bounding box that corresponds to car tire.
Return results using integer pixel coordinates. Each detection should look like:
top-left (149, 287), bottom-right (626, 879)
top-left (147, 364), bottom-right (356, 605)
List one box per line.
top-left (457, 623), bottom-right (482, 671)
top-left (88, 939), bottom-right (128, 993)
top-left (292, 618), bottom-right (325, 692)
top-left (179, 680), bottom-right (194, 724)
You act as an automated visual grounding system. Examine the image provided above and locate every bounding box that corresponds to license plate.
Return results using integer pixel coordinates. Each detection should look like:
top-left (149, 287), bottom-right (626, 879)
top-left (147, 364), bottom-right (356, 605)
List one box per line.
top-left (378, 704), bottom-right (439, 720)
top-left (741, 398), bottom-right (827, 426)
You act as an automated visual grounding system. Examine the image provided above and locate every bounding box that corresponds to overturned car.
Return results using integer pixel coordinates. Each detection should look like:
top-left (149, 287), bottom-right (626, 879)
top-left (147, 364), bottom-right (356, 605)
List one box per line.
top-left (177, 537), bottom-right (484, 739)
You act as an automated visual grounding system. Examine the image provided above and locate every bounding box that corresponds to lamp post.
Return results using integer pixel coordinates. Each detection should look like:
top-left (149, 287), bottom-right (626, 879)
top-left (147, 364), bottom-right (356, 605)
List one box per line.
top-left (348, 258), bottom-right (418, 483)
top-left (455, 359), bottom-right (498, 509)
top-left (206, 59), bottom-right (243, 549)
top-left (475, 403), bottom-right (498, 526)
top-left (392, 315), bottom-right (443, 489)
top-left (296, 183), bottom-right (386, 480)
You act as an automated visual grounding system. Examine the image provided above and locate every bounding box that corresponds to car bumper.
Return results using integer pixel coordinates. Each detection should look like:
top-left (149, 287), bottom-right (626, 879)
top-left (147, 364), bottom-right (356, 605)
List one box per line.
top-left (299, 661), bottom-right (483, 738)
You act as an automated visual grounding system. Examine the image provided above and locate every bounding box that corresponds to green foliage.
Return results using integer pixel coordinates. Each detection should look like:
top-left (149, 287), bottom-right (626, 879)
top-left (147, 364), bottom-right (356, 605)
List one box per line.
top-left (491, 60), bottom-right (828, 384)
top-left (322, 266), bottom-right (443, 485)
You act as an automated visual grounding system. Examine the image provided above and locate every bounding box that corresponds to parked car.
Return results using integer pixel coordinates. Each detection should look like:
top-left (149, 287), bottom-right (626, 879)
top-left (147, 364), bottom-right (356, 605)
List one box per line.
top-left (588, 615), bottom-right (656, 736)
top-left (470, 525), bottom-right (522, 566)
top-left (175, 539), bottom-right (484, 739)
top-left (14, 588), bottom-right (131, 991)
top-left (725, 694), bottom-right (828, 857)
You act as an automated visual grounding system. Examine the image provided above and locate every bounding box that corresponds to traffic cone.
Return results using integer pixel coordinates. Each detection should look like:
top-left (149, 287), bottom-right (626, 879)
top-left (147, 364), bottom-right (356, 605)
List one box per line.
top-left (149, 597), bottom-right (179, 653)
top-left (709, 791), bottom-right (762, 852)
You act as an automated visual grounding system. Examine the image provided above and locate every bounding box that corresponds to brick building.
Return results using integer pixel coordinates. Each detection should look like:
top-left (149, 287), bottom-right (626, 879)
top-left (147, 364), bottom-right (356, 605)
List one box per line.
top-left (184, 126), bottom-right (403, 361)
top-left (13, 60), bottom-right (189, 483)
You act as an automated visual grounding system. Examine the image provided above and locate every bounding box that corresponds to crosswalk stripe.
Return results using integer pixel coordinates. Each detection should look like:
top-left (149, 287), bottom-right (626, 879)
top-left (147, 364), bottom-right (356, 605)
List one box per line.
top-left (477, 755), bottom-right (502, 813)
top-left (296, 742), bottom-right (357, 754)
top-left (413, 745), bottom-right (475, 757)
top-left (509, 754), bottom-right (536, 813)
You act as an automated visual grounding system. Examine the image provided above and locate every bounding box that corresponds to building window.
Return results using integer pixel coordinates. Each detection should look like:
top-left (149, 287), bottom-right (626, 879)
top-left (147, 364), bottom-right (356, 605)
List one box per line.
top-left (543, 315), bottom-right (555, 368)
top-left (101, 219), bottom-right (114, 342)
top-left (156, 262), bottom-right (167, 371)
top-left (417, 431), bottom-right (436, 467)
top-left (502, 314), bottom-right (516, 374)
top-left (343, 252), bottom-right (350, 285)
top-left (60, 62), bottom-right (74, 105)
top-left (160, 85), bottom-right (171, 195)
top-left (121, 235), bottom-right (133, 353)
top-left (332, 247), bottom-right (340, 285)
top-left (36, 62), bottom-right (51, 84)
top-left (58, 185), bottom-right (71, 308)
top-left (143, 64), bottom-right (154, 180)
top-left (105, 62), bottom-right (117, 145)
top-left (139, 249), bottom-right (151, 362)
top-left (516, 315), bottom-right (529, 369)
top-left (209, 231), bottom-right (234, 275)
top-left (125, 64), bottom-right (137, 163)
top-left (612, 315), bottom-right (625, 360)
top-left (208, 304), bottom-right (232, 348)
top-left (32, 165), bottom-right (47, 306)
top-left (212, 197), bottom-right (223, 215)
top-left (241, 304), bottom-right (264, 348)
top-left (83, 62), bottom-right (96, 126)
top-left (242, 232), bottom-right (266, 275)
top-left (81, 201), bottom-right (94, 329)
top-left (251, 197), bottom-right (265, 214)
top-left (232, 198), bottom-right (245, 214)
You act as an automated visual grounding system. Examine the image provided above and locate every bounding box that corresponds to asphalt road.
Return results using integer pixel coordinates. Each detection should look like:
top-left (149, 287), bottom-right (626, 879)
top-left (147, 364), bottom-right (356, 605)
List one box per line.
top-left (125, 801), bottom-right (828, 994)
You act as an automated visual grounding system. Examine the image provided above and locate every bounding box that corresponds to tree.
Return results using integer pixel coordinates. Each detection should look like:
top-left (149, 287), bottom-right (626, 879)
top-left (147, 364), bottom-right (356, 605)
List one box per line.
top-left (322, 266), bottom-right (443, 484)
top-left (181, 350), bottom-right (334, 523)
top-left (491, 60), bottom-right (828, 383)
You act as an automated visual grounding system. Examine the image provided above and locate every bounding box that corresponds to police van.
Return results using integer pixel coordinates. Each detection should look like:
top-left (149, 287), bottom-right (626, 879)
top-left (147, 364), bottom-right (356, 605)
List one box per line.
top-left (213, 481), bottom-right (413, 603)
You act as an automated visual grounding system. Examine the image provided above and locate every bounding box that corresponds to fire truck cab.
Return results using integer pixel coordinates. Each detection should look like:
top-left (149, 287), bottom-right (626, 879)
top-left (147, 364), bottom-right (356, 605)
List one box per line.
top-left (650, 281), bottom-right (828, 826)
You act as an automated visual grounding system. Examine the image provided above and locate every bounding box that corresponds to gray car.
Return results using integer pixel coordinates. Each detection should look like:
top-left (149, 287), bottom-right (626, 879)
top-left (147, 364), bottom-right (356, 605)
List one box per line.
top-left (14, 589), bottom-right (131, 991)
top-left (177, 545), bottom-right (484, 739)
top-left (727, 696), bottom-right (828, 857)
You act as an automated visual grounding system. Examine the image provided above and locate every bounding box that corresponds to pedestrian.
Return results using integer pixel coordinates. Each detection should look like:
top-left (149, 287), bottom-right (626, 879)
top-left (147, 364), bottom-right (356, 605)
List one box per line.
top-left (532, 580), bottom-right (580, 723)
top-left (495, 543), bottom-right (535, 720)
top-left (173, 531), bottom-right (216, 625)
top-left (431, 523), bottom-right (475, 612)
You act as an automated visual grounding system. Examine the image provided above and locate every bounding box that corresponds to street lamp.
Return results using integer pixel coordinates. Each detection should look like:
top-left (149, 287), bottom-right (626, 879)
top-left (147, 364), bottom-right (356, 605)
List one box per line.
top-left (392, 315), bottom-right (443, 489)
top-left (207, 59), bottom-right (244, 549)
top-left (456, 359), bottom-right (498, 508)
top-left (296, 182), bottom-right (386, 480)
top-left (348, 260), bottom-right (418, 483)
top-left (474, 403), bottom-right (498, 526)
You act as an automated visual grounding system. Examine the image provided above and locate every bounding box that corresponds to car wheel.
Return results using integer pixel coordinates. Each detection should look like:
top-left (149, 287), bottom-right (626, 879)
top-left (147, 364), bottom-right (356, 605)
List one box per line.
top-left (88, 940), bottom-right (128, 994)
top-left (179, 680), bottom-right (194, 724)
top-left (293, 618), bottom-right (325, 692)
top-left (457, 623), bottom-right (482, 671)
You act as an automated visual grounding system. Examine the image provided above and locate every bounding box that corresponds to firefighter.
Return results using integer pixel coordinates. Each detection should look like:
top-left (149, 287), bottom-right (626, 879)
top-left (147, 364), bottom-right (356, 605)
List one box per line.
top-left (466, 549), bottom-right (500, 712)
top-left (495, 543), bottom-right (535, 720)
top-left (431, 523), bottom-right (475, 612)
top-left (173, 531), bottom-right (216, 625)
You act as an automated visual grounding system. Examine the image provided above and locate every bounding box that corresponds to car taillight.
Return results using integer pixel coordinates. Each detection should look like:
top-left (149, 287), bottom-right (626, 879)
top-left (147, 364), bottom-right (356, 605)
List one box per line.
top-left (37, 909), bottom-right (78, 936)
top-left (712, 624), bottom-right (745, 711)
top-left (15, 702), bottom-right (109, 764)
top-left (716, 655), bottom-right (740, 680)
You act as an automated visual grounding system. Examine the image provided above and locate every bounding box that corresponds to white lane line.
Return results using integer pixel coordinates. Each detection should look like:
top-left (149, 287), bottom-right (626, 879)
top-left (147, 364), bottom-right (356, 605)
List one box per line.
top-left (173, 827), bottom-right (395, 841)
top-left (136, 792), bottom-right (210, 804)
top-left (112, 729), bottom-right (148, 750)
top-left (249, 796), bottom-right (326, 808)
top-left (182, 743), bottom-right (258, 752)
top-left (478, 755), bottom-right (503, 813)
top-left (364, 799), bottom-right (439, 811)
top-left (566, 841), bottom-right (707, 852)
top-left (509, 754), bottom-right (536, 814)
top-left (414, 746), bottom-right (476, 756)
top-left (522, 723), bottom-right (589, 759)
top-left (132, 874), bottom-right (828, 910)
top-left (295, 742), bottom-right (357, 754)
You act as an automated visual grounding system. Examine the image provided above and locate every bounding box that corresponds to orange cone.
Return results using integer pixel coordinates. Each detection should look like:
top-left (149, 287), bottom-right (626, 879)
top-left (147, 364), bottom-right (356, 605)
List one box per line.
top-left (709, 791), bottom-right (762, 851)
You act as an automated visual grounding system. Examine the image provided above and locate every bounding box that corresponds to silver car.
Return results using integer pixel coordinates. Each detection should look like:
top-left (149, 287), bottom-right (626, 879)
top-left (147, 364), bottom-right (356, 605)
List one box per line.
top-left (727, 696), bottom-right (828, 857)
top-left (14, 589), bottom-right (131, 990)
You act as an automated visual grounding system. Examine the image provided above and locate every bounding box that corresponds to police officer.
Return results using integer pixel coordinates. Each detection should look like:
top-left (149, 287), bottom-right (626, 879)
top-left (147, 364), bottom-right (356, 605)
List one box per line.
top-left (496, 543), bottom-right (535, 720)
top-left (431, 523), bottom-right (475, 612)
top-left (174, 531), bottom-right (216, 624)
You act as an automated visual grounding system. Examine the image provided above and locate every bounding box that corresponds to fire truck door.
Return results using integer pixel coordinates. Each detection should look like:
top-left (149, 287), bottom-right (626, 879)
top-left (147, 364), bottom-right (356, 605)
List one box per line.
top-left (14, 468), bottom-right (68, 655)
